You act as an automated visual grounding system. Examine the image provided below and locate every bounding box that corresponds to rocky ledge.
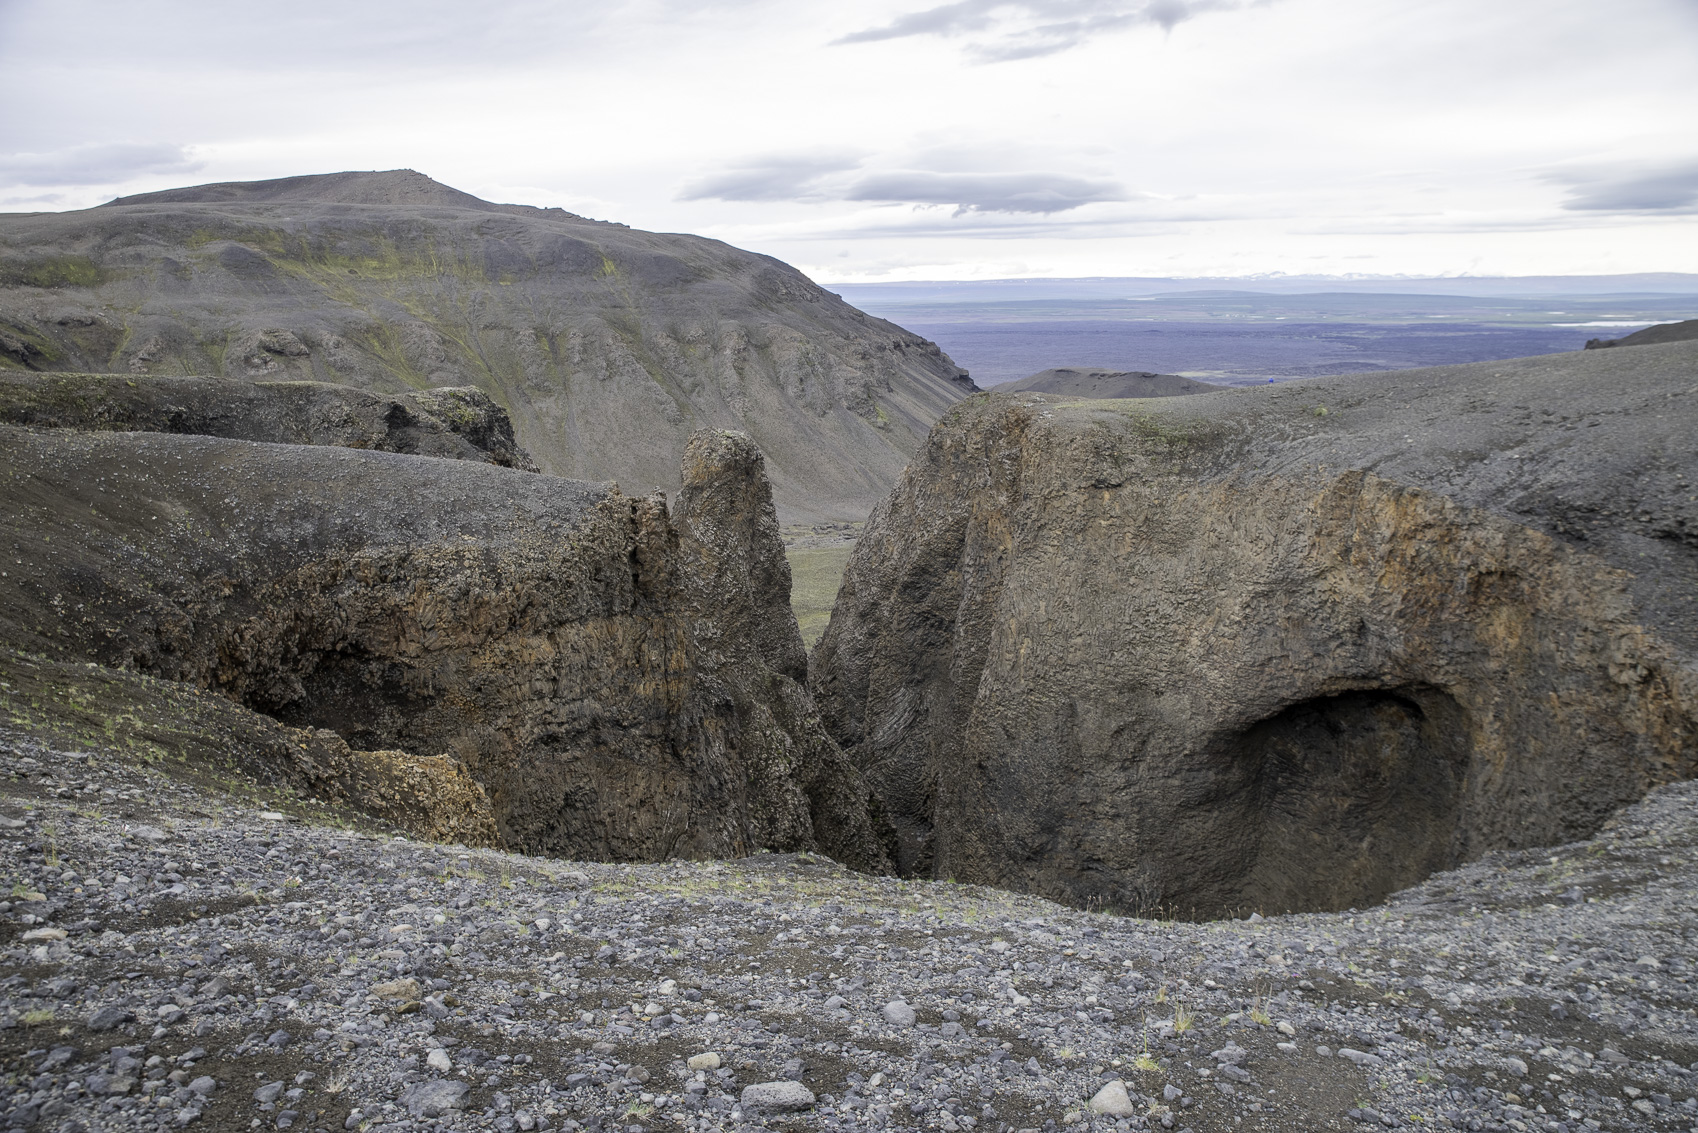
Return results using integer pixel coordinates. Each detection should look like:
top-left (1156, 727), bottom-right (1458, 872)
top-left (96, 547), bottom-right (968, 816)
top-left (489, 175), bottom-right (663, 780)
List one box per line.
top-left (3, 728), bottom-right (1697, 1133)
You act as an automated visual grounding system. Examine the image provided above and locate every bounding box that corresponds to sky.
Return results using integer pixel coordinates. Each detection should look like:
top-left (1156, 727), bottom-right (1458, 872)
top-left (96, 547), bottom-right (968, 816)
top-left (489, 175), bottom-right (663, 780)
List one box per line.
top-left (1, 0), bottom-right (1695, 282)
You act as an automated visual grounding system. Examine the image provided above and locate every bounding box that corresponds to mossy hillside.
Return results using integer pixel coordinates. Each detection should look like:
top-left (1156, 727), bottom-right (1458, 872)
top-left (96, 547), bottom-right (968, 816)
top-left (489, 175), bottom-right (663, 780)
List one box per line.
top-left (0, 255), bottom-right (105, 290)
top-left (786, 545), bottom-right (856, 648)
top-left (0, 176), bottom-right (974, 520)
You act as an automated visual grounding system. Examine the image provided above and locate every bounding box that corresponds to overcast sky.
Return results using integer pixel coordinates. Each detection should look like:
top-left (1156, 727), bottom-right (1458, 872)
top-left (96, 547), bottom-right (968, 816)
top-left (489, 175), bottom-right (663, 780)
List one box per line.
top-left (1, 0), bottom-right (1694, 281)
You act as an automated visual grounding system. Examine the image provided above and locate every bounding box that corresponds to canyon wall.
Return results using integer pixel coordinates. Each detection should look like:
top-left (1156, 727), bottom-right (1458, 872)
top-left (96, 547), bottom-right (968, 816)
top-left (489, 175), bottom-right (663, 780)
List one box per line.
top-left (812, 341), bottom-right (1698, 916)
top-left (1, 396), bottom-right (888, 869)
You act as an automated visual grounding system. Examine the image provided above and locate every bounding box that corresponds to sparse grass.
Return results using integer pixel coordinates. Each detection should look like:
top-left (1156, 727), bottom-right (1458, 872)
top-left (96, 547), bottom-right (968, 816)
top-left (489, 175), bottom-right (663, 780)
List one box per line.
top-left (785, 545), bottom-right (855, 648)
top-left (1172, 1003), bottom-right (1194, 1033)
top-left (21, 1008), bottom-right (55, 1026)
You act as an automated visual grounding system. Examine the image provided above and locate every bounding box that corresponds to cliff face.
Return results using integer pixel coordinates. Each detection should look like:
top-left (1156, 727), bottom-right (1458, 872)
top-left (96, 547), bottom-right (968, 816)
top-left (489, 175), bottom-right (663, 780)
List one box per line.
top-left (811, 341), bottom-right (1698, 917)
top-left (0, 170), bottom-right (974, 521)
top-left (0, 372), bottom-right (537, 468)
top-left (1, 398), bottom-right (888, 869)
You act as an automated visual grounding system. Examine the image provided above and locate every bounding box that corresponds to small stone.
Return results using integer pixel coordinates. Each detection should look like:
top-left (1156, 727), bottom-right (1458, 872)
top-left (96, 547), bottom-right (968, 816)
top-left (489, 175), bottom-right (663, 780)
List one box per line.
top-left (401, 1079), bottom-right (470, 1119)
top-left (822, 994), bottom-right (846, 1011)
top-left (427, 1048), bottom-right (453, 1073)
top-left (1163, 1084), bottom-right (1183, 1102)
top-left (258, 812), bottom-right (287, 822)
top-left (1337, 1049), bottom-right (1383, 1069)
top-left (267, 1030), bottom-right (291, 1047)
top-left (1277, 1021), bottom-right (1296, 1036)
top-left (254, 1082), bottom-right (285, 1104)
top-left (189, 1076), bottom-right (217, 1096)
top-left (882, 1001), bottom-right (916, 1027)
top-left (39, 1046), bottom-right (77, 1071)
top-left (1599, 1048), bottom-right (1630, 1065)
top-left (1088, 1079), bottom-right (1137, 1117)
top-left (373, 978), bottom-right (421, 1001)
top-left (131, 824), bottom-right (170, 842)
top-left (1315, 1045), bottom-right (1332, 1058)
top-left (20, 927), bottom-right (67, 941)
top-left (687, 1052), bottom-right (722, 1071)
top-left (1505, 1057), bottom-right (1528, 1077)
top-left (87, 1005), bottom-right (135, 1031)
top-left (740, 1081), bottom-right (816, 1112)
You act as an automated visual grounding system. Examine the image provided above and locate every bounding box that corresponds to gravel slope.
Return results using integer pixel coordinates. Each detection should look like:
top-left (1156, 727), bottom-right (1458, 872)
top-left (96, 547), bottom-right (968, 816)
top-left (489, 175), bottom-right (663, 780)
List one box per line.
top-left (3, 731), bottom-right (1696, 1133)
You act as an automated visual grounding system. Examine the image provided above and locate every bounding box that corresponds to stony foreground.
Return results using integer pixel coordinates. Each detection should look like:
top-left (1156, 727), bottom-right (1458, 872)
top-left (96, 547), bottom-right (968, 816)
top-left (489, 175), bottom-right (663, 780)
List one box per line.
top-left (2, 732), bottom-right (1696, 1133)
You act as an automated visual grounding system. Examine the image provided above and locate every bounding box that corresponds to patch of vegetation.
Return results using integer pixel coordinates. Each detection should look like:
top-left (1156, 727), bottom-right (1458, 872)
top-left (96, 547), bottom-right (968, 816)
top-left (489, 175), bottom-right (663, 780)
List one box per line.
top-left (786, 546), bottom-right (855, 648)
top-left (0, 256), bottom-right (105, 289)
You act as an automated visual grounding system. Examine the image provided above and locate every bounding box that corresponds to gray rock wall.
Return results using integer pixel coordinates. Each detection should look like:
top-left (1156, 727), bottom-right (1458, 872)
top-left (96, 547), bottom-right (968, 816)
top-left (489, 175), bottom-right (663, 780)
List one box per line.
top-left (812, 342), bottom-right (1698, 916)
top-left (0, 420), bottom-right (889, 871)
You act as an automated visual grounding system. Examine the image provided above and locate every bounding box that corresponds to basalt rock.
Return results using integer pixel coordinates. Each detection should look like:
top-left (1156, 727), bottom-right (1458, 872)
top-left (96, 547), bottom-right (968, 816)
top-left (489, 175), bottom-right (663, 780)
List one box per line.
top-left (0, 414), bottom-right (888, 869)
top-left (0, 372), bottom-right (537, 469)
top-left (811, 340), bottom-right (1698, 918)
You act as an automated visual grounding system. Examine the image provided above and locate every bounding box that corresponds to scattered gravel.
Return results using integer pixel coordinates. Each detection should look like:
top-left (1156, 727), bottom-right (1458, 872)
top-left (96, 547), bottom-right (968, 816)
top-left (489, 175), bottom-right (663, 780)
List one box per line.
top-left (3, 728), bottom-right (1697, 1133)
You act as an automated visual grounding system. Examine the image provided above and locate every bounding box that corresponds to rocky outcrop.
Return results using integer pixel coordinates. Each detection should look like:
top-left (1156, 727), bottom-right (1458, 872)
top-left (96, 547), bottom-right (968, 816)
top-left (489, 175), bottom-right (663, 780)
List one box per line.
top-left (1584, 318), bottom-right (1698, 350)
top-left (0, 170), bottom-right (974, 520)
top-left (0, 372), bottom-right (537, 468)
top-left (0, 418), bottom-right (888, 870)
top-left (995, 367), bottom-right (1226, 398)
top-left (812, 341), bottom-right (1698, 918)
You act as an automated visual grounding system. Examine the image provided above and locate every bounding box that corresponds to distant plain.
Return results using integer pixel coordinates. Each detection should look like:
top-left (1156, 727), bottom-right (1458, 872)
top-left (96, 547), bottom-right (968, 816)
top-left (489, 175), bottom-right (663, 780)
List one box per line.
top-left (834, 282), bottom-right (1698, 386)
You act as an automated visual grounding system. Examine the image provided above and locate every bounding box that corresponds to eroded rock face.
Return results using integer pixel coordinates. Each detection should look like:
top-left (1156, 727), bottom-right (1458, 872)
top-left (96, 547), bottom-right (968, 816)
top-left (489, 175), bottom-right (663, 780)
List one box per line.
top-left (0, 372), bottom-right (537, 469)
top-left (0, 421), bottom-right (887, 870)
top-left (812, 342), bottom-right (1698, 917)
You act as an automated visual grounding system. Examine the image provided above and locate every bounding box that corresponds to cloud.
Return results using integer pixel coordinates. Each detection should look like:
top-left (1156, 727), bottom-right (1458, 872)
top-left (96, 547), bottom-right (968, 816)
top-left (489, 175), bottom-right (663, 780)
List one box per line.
top-left (846, 170), bottom-right (1130, 213)
top-left (1551, 160), bottom-right (1698, 213)
top-left (679, 155), bottom-right (864, 202)
top-left (0, 142), bottom-right (203, 187)
top-left (833, 0), bottom-right (1261, 61)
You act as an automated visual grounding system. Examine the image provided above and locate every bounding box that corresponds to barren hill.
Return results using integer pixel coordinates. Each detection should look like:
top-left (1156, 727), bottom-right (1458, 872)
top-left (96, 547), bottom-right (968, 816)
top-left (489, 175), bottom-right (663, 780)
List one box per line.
top-left (0, 170), bottom-right (975, 521)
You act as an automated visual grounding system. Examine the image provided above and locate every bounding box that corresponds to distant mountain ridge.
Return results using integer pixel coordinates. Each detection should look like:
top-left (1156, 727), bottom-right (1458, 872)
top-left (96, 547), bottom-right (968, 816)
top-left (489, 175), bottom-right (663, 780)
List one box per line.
top-left (102, 169), bottom-right (529, 211)
top-left (995, 366), bottom-right (1226, 398)
top-left (1, 170), bottom-right (975, 521)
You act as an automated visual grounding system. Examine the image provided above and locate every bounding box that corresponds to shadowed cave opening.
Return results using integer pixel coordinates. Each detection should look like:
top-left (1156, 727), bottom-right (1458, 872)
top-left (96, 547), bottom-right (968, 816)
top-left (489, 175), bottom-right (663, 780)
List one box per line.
top-left (1174, 686), bottom-right (1473, 919)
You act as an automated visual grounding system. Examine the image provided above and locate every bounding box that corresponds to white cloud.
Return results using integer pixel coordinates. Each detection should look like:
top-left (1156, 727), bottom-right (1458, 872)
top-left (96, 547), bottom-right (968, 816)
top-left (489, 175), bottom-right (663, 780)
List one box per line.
top-left (0, 0), bottom-right (1693, 277)
top-left (1550, 160), bottom-right (1698, 214)
top-left (845, 170), bottom-right (1130, 213)
top-left (679, 155), bottom-right (865, 202)
top-left (832, 0), bottom-right (1266, 61)
top-left (0, 142), bottom-right (202, 187)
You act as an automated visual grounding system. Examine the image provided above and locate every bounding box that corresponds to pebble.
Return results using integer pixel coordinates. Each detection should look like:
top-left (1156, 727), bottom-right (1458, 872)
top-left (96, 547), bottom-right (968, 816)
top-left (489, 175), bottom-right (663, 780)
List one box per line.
top-left (882, 999), bottom-right (917, 1027)
top-left (1088, 1079), bottom-right (1137, 1115)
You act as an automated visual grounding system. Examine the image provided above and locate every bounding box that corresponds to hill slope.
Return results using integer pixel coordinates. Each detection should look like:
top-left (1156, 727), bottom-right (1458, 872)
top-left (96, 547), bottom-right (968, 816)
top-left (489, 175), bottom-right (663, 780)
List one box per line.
top-left (0, 170), bottom-right (975, 520)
